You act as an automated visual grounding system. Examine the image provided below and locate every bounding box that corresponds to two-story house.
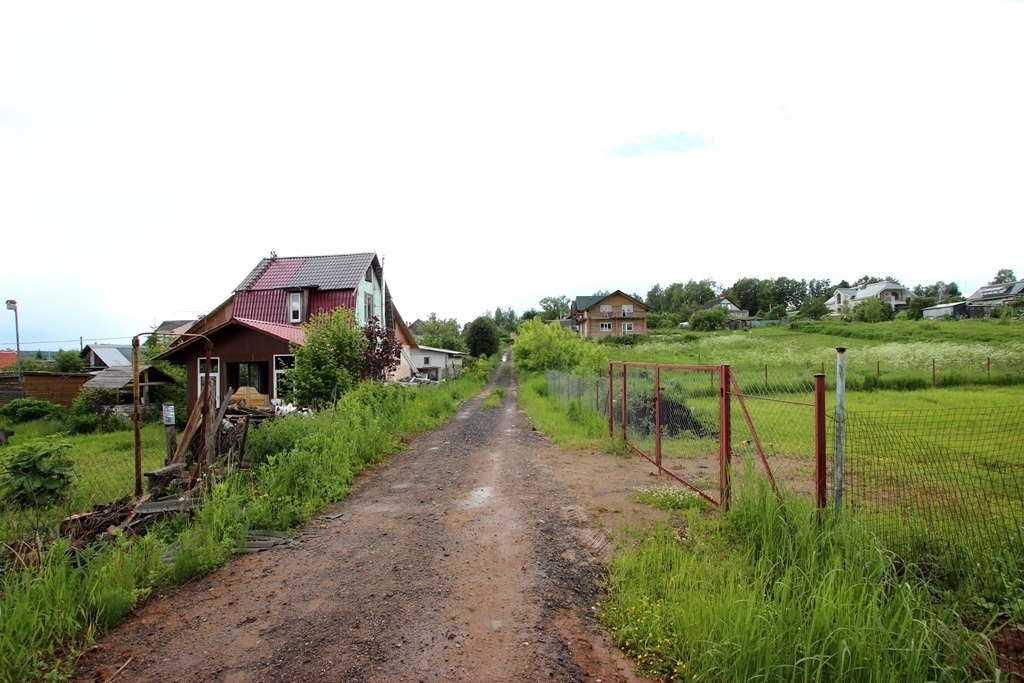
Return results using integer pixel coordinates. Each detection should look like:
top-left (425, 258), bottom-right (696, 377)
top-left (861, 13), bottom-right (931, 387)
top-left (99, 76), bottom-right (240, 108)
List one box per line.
top-left (569, 291), bottom-right (648, 339)
top-left (158, 252), bottom-right (397, 414)
top-left (826, 281), bottom-right (913, 315)
top-left (965, 279), bottom-right (1024, 318)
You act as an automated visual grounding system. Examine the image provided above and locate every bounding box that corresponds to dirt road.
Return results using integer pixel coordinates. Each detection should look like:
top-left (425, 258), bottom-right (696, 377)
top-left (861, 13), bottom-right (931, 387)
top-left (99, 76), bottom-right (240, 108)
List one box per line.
top-left (74, 360), bottom-right (667, 682)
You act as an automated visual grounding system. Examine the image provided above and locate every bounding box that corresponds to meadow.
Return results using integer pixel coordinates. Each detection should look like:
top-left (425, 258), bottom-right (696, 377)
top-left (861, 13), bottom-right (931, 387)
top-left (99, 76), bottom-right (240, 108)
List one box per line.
top-left (518, 318), bottom-right (1024, 681)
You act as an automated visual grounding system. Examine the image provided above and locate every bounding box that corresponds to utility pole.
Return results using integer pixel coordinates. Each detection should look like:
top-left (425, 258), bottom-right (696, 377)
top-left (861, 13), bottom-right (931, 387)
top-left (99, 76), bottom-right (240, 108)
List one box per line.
top-left (5, 300), bottom-right (24, 397)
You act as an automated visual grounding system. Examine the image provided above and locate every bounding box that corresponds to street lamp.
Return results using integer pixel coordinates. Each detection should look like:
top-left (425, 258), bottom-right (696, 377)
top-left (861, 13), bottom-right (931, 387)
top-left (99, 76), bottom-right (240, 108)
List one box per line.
top-left (5, 299), bottom-right (23, 397)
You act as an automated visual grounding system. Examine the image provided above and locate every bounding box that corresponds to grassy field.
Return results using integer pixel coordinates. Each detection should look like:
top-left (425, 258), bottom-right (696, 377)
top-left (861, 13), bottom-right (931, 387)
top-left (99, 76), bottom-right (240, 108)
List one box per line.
top-left (519, 320), bottom-right (1024, 680)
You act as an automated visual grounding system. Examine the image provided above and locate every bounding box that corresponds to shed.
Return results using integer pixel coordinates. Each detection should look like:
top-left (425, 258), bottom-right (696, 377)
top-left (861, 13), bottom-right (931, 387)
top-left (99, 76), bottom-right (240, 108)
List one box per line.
top-left (81, 344), bottom-right (134, 369)
top-left (922, 301), bottom-right (968, 320)
top-left (83, 365), bottom-right (177, 406)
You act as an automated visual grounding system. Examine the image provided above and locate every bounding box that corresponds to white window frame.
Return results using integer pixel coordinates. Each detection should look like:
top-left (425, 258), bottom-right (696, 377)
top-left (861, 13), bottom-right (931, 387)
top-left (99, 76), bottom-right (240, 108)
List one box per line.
top-left (273, 354), bottom-right (295, 400)
top-left (198, 357), bottom-right (221, 408)
top-left (621, 322), bottom-right (634, 334)
top-left (289, 292), bottom-right (301, 323)
top-left (364, 293), bottom-right (375, 323)
top-left (621, 304), bottom-right (634, 316)
top-left (599, 322), bottom-right (612, 332)
top-left (599, 304), bottom-right (612, 313)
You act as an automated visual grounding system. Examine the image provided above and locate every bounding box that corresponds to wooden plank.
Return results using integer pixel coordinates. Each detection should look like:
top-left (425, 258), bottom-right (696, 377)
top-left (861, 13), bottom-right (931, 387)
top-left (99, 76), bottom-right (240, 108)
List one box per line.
top-left (170, 382), bottom-right (208, 465)
top-left (206, 387), bottom-right (234, 463)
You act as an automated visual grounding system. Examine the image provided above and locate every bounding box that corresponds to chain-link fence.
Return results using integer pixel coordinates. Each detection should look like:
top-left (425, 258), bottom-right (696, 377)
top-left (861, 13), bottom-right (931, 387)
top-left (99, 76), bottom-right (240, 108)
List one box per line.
top-left (1, 430), bottom-right (166, 548)
top-left (841, 406), bottom-right (1024, 572)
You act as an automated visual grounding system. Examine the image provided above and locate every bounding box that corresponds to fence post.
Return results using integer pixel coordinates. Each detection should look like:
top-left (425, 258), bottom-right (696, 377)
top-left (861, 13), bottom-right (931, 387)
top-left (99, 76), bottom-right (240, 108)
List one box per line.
top-left (654, 366), bottom-right (662, 474)
top-left (608, 362), bottom-right (614, 438)
top-left (932, 359), bottom-right (936, 386)
top-left (834, 348), bottom-right (847, 511)
top-left (720, 365), bottom-right (732, 510)
top-left (988, 357), bottom-right (991, 377)
top-left (814, 373), bottom-right (826, 512)
top-left (620, 363), bottom-right (628, 440)
top-left (133, 336), bottom-right (143, 497)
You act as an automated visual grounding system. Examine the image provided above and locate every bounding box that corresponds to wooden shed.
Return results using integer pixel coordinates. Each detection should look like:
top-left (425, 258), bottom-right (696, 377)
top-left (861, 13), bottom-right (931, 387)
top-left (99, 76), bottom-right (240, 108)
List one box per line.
top-left (0, 371), bottom-right (92, 409)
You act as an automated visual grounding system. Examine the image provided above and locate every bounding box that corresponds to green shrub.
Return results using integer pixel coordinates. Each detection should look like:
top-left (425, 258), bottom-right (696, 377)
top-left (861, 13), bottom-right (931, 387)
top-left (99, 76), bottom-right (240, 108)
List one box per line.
top-left (69, 387), bottom-right (118, 417)
top-left (0, 439), bottom-right (76, 508)
top-left (512, 318), bottom-right (607, 374)
top-left (689, 307), bottom-right (727, 331)
top-left (0, 397), bottom-right (65, 424)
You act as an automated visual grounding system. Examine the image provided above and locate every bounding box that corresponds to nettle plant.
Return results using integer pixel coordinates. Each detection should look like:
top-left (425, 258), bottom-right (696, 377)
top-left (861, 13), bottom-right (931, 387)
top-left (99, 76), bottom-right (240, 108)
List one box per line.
top-left (0, 439), bottom-right (76, 508)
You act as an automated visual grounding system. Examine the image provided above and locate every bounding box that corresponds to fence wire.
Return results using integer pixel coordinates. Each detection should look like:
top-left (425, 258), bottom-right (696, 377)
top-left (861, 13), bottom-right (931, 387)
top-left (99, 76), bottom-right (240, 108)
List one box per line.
top-left (841, 406), bottom-right (1024, 563)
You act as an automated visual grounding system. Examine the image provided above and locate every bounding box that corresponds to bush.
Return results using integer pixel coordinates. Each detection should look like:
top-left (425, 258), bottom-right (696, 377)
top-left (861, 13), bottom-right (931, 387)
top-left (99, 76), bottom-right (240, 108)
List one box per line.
top-left (852, 298), bottom-right (894, 322)
top-left (689, 307), bottom-right (727, 331)
top-left (0, 398), bottom-right (65, 424)
top-left (53, 350), bottom-right (85, 373)
top-left (0, 439), bottom-right (76, 508)
top-left (512, 318), bottom-right (607, 374)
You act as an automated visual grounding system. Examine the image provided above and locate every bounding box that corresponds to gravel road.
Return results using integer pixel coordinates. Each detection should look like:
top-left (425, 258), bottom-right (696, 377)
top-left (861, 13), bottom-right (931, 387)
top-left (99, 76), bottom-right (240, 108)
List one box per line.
top-left (73, 359), bottom-right (667, 683)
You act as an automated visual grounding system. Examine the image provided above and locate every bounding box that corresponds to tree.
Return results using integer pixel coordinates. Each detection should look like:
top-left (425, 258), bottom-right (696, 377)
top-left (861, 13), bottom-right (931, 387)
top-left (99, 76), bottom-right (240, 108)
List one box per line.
top-left (807, 279), bottom-right (833, 300)
top-left (418, 313), bottom-right (467, 352)
top-left (539, 295), bottom-right (570, 320)
top-left (689, 307), bottom-right (728, 331)
top-left (725, 277), bottom-right (770, 317)
top-left (852, 298), bottom-right (893, 323)
top-left (799, 298), bottom-right (830, 320)
top-left (905, 296), bottom-right (937, 320)
top-left (769, 277), bottom-right (807, 311)
top-left (519, 309), bottom-right (542, 323)
top-left (362, 316), bottom-right (402, 382)
top-left (54, 349), bottom-right (85, 373)
top-left (288, 308), bottom-right (368, 408)
top-left (465, 316), bottom-right (501, 357)
top-left (852, 275), bottom-right (902, 288)
top-left (990, 268), bottom-right (1017, 285)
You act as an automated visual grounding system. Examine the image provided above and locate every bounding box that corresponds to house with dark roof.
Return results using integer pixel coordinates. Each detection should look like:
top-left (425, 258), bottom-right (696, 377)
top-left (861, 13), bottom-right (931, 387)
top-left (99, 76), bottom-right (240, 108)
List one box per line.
top-left (965, 280), bottom-right (1024, 318)
top-left (569, 291), bottom-right (648, 339)
top-left (158, 253), bottom-right (396, 414)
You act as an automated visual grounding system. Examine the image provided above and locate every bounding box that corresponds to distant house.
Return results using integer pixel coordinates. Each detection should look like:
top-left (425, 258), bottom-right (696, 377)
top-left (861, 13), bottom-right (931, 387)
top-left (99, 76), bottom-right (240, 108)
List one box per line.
top-left (700, 296), bottom-right (748, 317)
top-left (81, 344), bottom-right (134, 369)
top-left (0, 350), bottom-right (18, 370)
top-left (826, 281), bottom-right (913, 315)
top-left (158, 252), bottom-right (399, 414)
top-left (153, 320), bottom-right (195, 344)
top-left (569, 291), bottom-right (648, 339)
top-left (965, 280), bottom-right (1024, 318)
top-left (407, 346), bottom-right (466, 381)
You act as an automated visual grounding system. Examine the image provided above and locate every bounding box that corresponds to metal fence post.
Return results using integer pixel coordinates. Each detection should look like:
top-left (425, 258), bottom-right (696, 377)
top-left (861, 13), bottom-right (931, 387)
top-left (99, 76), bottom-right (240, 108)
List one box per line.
top-left (133, 336), bottom-right (143, 497)
top-left (834, 348), bottom-right (847, 510)
top-left (608, 362), bottom-right (615, 438)
top-left (620, 363), bottom-right (628, 441)
top-left (814, 373), bottom-right (826, 511)
top-left (654, 366), bottom-right (662, 474)
top-left (720, 365), bottom-right (732, 510)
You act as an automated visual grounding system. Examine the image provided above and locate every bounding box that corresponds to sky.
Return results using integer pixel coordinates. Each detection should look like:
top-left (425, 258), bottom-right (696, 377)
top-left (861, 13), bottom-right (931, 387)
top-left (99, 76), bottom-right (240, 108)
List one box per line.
top-left (2, 1), bottom-right (1022, 351)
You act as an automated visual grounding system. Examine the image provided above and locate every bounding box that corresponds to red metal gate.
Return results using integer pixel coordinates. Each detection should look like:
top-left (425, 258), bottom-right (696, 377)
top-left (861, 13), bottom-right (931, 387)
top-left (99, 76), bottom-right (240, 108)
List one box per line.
top-left (608, 362), bottom-right (827, 508)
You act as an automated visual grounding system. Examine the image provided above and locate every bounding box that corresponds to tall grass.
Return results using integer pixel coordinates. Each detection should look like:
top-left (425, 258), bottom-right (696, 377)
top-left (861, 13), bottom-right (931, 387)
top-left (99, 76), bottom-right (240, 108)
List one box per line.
top-left (601, 475), bottom-right (998, 682)
top-left (516, 371), bottom-right (620, 451)
top-left (0, 359), bottom-right (495, 682)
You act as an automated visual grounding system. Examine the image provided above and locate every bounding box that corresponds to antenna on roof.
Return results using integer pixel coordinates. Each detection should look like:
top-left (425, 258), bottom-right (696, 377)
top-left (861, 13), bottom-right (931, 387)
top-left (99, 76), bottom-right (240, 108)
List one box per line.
top-left (270, 251), bottom-right (277, 258)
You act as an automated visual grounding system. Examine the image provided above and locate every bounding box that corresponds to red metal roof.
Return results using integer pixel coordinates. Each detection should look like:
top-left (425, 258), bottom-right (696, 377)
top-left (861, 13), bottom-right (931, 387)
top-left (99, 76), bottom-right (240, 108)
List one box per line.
top-left (235, 318), bottom-right (306, 345)
top-left (234, 253), bottom-right (379, 292)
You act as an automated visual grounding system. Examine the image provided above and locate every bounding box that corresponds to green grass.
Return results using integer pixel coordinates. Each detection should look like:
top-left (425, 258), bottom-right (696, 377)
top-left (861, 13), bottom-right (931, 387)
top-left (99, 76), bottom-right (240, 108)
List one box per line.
top-left (482, 386), bottom-right (506, 407)
top-left (601, 473), bottom-right (1001, 682)
top-left (634, 485), bottom-right (709, 511)
top-left (0, 359), bottom-right (497, 682)
top-left (517, 371), bottom-right (622, 452)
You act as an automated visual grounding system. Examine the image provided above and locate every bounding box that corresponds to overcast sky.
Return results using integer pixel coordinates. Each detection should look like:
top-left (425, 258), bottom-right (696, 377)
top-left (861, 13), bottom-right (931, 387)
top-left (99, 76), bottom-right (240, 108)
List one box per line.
top-left (2, 1), bottom-right (1022, 350)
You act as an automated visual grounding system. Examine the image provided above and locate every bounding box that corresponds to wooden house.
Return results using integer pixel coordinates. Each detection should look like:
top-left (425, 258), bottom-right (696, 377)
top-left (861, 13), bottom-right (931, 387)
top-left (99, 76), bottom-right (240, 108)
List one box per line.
top-left (569, 291), bottom-right (648, 339)
top-left (158, 252), bottom-right (398, 414)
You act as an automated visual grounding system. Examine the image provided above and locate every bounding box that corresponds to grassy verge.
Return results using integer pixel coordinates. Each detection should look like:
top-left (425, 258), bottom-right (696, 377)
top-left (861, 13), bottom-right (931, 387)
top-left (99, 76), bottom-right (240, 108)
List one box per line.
top-left (0, 358), bottom-right (496, 682)
top-left (601, 476), bottom-right (999, 682)
top-left (516, 370), bottom-right (623, 452)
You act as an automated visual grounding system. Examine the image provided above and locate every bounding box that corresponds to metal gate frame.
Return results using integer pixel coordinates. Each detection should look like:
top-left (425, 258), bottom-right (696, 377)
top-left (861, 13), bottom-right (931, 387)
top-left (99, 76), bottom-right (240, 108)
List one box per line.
top-left (609, 362), bottom-right (827, 509)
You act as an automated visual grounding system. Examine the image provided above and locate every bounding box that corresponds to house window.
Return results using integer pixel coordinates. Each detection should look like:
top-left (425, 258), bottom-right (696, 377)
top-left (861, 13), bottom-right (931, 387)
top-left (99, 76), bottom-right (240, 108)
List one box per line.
top-left (600, 322), bottom-right (612, 332)
top-left (600, 304), bottom-right (612, 313)
top-left (364, 293), bottom-right (375, 322)
top-left (198, 357), bottom-right (221, 408)
top-left (621, 322), bottom-right (634, 334)
top-left (423, 357), bottom-right (431, 366)
top-left (621, 304), bottom-right (633, 316)
top-left (289, 292), bottom-right (301, 323)
top-left (273, 355), bottom-right (295, 401)
top-left (365, 267), bottom-right (373, 283)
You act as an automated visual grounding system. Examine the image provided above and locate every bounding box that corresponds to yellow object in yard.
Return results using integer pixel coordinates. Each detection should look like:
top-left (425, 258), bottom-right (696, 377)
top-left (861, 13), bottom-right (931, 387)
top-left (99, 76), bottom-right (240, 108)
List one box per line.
top-left (232, 386), bottom-right (268, 407)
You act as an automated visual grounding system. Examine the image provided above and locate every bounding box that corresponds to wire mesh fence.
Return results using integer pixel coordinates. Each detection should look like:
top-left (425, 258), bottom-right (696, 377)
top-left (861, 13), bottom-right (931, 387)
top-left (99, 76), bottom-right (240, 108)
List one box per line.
top-left (1, 430), bottom-right (165, 548)
top-left (840, 406), bottom-right (1024, 574)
